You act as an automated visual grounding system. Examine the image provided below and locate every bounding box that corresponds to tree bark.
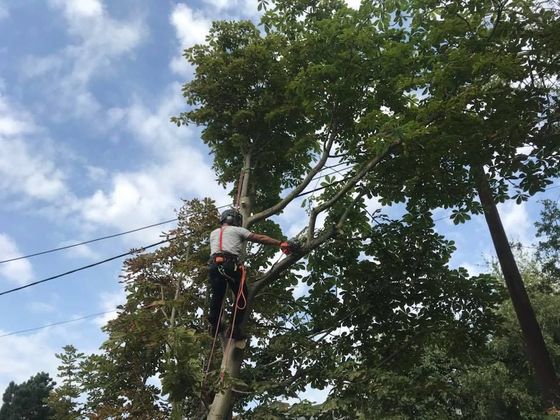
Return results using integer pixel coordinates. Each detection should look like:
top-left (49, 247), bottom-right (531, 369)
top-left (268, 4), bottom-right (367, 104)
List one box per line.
top-left (207, 342), bottom-right (244, 419)
top-left (474, 165), bottom-right (560, 408)
top-left (208, 153), bottom-right (253, 419)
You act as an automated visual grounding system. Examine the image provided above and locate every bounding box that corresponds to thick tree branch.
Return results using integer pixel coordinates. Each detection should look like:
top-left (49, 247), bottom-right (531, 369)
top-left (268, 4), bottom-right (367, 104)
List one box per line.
top-left (240, 152), bottom-right (252, 225)
top-left (307, 141), bottom-right (399, 242)
top-left (250, 226), bottom-right (336, 295)
top-left (247, 128), bottom-right (337, 227)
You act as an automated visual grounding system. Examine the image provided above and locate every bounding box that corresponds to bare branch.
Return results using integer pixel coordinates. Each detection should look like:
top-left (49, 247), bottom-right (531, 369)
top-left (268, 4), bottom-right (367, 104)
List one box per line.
top-left (240, 153), bottom-right (253, 225)
top-left (247, 128), bottom-right (337, 227)
top-left (159, 285), bottom-right (170, 322)
top-left (307, 141), bottom-right (399, 242)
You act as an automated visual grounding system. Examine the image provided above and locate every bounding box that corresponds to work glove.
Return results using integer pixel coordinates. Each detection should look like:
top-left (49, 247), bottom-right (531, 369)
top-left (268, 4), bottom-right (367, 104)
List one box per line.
top-left (280, 241), bottom-right (291, 255)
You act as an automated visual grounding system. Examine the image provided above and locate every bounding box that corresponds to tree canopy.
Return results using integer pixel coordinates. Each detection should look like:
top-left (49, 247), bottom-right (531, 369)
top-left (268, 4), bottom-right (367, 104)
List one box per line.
top-left (0, 372), bottom-right (54, 420)
top-left (4, 0), bottom-right (558, 418)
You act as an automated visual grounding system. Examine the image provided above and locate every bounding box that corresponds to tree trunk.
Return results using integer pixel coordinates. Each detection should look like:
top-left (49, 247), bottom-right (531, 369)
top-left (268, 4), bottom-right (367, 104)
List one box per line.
top-left (208, 153), bottom-right (253, 419)
top-left (474, 165), bottom-right (560, 408)
top-left (207, 340), bottom-right (245, 419)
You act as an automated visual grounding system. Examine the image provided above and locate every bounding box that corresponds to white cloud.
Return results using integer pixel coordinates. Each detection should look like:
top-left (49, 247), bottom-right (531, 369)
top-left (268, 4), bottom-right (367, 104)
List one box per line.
top-left (498, 201), bottom-right (531, 244)
top-left (345, 0), bottom-right (361, 9)
top-left (169, 1), bottom-right (264, 77)
top-left (0, 137), bottom-right (68, 201)
top-left (94, 289), bottom-right (125, 327)
top-left (364, 195), bottom-right (381, 215)
top-left (0, 93), bottom-right (76, 212)
top-left (458, 262), bottom-right (485, 276)
top-left (76, 149), bottom-right (218, 238)
top-left (72, 84), bottom-right (223, 242)
top-left (61, 242), bottom-right (101, 261)
top-left (0, 331), bottom-right (59, 393)
top-left (51, 0), bottom-right (103, 20)
top-left (23, 0), bottom-right (147, 117)
top-left (293, 280), bottom-right (309, 299)
top-left (0, 318), bottom-right (103, 395)
top-left (0, 234), bottom-right (34, 285)
top-left (85, 165), bottom-right (108, 183)
top-left (1, 79), bottom-right (218, 247)
top-left (199, 0), bottom-right (260, 15)
top-left (0, 2), bottom-right (8, 20)
top-left (0, 116), bottom-right (30, 137)
top-left (0, 99), bottom-right (68, 202)
top-left (285, 384), bottom-right (331, 404)
top-left (169, 4), bottom-right (211, 77)
top-left (516, 145), bottom-right (533, 156)
top-left (26, 301), bottom-right (57, 314)
top-left (171, 4), bottom-right (210, 48)
top-left (0, 94), bottom-right (36, 136)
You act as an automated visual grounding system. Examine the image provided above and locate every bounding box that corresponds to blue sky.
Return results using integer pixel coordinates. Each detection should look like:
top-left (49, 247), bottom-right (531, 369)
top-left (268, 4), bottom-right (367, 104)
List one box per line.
top-left (0, 0), bottom-right (558, 400)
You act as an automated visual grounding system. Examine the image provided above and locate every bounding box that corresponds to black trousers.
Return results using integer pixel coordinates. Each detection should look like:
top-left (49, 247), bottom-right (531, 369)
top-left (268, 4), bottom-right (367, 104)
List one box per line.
top-left (208, 262), bottom-right (247, 330)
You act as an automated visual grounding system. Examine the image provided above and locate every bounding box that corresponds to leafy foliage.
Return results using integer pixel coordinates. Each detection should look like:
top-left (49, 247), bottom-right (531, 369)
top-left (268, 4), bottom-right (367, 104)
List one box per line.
top-left (378, 0), bottom-right (559, 213)
top-left (0, 372), bottom-right (54, 420)
top-left (76, 198), bottom-right (217, 418)
top-left (30, 0), bottom-right (560, 418)
top-left (536, 199), bottom-right (560, 279)
top-left (173, 20), bottom-right (319, 209)
top-left (47, 345), bottom-right (85, 419)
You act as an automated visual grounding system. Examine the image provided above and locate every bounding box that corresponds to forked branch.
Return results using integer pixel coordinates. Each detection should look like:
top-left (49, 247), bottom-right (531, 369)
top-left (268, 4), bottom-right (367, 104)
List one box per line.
top-left (251, 226), bottom-right (336, 295)
top-left (307, 141), bottom-right (399, 242)
top-left (247, 126), bottom-right (338, 227)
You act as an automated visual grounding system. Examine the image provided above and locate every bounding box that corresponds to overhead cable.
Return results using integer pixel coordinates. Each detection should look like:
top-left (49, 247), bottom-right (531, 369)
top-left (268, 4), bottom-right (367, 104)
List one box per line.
top-left (2, 175), bottom-right (556, 297)
top-left (0, 310), bottom-right (117, 339)
top-left (0, 219), bottom-right (177, 265)
top-left (0, 238), bottom-right (171, 297)
top-left (0, 202), bottom-right (233, 265)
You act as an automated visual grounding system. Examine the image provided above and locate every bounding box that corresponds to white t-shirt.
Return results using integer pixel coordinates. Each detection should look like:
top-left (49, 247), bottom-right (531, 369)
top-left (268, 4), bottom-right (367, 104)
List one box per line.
top-left (209, 226), bottom-right (252, 259)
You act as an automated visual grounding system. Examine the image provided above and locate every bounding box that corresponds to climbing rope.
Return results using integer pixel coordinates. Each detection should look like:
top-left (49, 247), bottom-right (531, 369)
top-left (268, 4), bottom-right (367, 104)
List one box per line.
top-left (203, 294), bottom-right (226, 380)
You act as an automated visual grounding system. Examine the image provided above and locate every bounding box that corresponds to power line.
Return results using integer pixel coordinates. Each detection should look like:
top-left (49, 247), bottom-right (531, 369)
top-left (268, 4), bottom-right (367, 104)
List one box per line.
top-left (0, 310), bottom-right (117, 339)
top-left (0, 175), bottom-right (345, 298)
top-left (4, 189), bottom-right (554, 338)
top-left (0, 168), bottom-right (349, 266)
top-left (0, 169), bottom-right (351, 266)
top-left (0, 178), bottom-right (344, 298)
top-left (2, 175), bottom-right (555, 297)
top-left (0, 202), bottom-right (233, 265)
top-left (0, 238), bottom-right (171, 297)
top-left (314, 165), bottom-right (353, 180)
top-left (317, 161), bottom-right (348, 173)
top-left (0, 218), bottom-right (177, 265)
top-left (297, 173), bottom-right (355, 198)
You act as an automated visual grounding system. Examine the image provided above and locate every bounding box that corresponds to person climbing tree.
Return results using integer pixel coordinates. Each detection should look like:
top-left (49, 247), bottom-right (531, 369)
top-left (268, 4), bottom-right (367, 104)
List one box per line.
top-left (208, 208), bottom-right (290, 340)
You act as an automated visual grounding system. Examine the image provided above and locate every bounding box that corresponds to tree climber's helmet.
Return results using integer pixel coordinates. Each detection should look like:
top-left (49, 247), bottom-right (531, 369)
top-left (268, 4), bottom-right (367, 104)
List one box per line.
top-left (220, 209), bottom-right (242, 226)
